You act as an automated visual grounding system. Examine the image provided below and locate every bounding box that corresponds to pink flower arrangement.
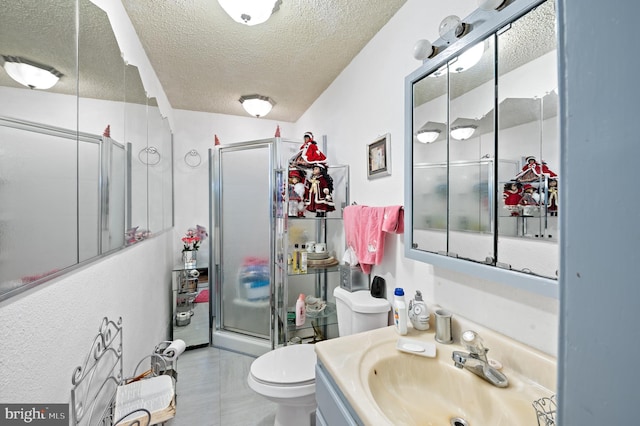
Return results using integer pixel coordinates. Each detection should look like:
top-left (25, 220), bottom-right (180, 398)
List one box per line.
top-left (182, 225), bottom-right (208, 252)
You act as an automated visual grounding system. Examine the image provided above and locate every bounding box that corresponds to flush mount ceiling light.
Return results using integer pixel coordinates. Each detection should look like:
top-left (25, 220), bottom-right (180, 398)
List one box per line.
top-left (218, 0), bottom-right (282, 26)
top-left (416, 129), bottom-right (441, 144)
top-left (1, 55), bottom-right (62, 90)
top-left (450, 125), bottom-right (478, 140)
top-left (239, 95), bottom-right (275, 118)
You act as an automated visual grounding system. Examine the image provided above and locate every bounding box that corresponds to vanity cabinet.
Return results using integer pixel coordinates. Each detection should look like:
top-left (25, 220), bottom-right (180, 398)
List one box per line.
top-left (316, 361), bottom-right (362, 426)
top-left (273, 165), bottom-right (349, 346)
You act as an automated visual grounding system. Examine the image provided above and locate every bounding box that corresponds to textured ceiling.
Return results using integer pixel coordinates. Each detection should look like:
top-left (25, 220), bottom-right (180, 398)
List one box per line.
top-left (1, 0), bottom-right (406, 122)
top-left (122, 0), bottom-right (407, 122)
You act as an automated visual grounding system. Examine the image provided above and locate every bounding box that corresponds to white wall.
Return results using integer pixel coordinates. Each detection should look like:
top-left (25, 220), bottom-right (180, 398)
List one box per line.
top-left (171, 109), bottom-right (297, 263)
top-left (0, 233), bottom-right (173, 403)
top-left (169, 0), bottom-right (558, 355)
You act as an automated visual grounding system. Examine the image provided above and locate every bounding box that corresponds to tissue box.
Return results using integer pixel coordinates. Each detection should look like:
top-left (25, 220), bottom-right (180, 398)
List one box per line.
top-left (339, 265), bottom-right (369, 292)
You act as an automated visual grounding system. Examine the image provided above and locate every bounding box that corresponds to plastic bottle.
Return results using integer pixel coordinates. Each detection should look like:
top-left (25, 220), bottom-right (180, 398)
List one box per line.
top-left (393, 288), bottom-right (408, 335)
top-left (408, 290), bottom-right (430, 331)
top-left (292, 244), bottom-right (300, 273)
top-left (300, 250), bottom-right (308, 273)
top-left (295, 293), bottom-right (306, 327)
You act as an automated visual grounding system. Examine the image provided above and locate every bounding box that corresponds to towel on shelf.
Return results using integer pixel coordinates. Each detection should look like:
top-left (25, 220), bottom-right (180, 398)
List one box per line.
top-left (343, 205), bottom-right (404, 274)
top-left (194, 289), bottom-right (209, 303)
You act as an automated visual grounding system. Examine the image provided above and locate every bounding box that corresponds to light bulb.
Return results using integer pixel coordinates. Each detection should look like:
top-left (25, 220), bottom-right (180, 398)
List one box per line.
top-left (413, 39), bottom-right (435, 61)
top-left (439, 15), bottom-right (463, 43)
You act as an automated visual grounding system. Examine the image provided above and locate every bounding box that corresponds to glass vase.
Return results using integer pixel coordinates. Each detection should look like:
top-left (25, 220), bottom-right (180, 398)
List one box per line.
top-left (182, 250), bottom-right (197, 268)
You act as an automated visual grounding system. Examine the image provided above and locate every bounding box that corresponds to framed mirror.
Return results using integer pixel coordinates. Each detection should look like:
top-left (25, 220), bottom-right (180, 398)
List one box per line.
top-left (405, 0), bottom-right (559, 297)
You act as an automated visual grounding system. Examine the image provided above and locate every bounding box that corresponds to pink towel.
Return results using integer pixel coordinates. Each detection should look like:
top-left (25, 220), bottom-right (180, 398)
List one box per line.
top-left (382, 205), bottom-right (404, 234)
top-left (194, 289), bottom-right (209, 303)
top-left (343, 205), bottom-right (404, 274)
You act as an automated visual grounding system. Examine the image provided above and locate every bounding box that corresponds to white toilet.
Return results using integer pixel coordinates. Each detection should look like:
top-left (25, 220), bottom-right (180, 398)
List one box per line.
top-left (247, 287), bottom-right (390, 426)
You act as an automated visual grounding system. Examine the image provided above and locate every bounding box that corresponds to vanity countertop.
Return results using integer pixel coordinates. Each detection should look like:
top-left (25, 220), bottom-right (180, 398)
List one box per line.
top-left (314, 318), bottom-right (557, 425)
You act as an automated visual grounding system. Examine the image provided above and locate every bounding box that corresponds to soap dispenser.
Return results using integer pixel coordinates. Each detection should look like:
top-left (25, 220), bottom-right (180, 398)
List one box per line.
top-left (408, 290), bottom-right (430, 331)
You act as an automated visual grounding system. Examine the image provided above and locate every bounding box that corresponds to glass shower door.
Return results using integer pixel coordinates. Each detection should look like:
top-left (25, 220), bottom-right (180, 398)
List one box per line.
top-left (218, 142), bottom-right (272, 340)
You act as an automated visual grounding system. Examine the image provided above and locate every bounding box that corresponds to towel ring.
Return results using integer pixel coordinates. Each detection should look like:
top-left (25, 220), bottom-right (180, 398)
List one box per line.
top-left (184, 149), bottom-right (202, 168)
top-left (139, 146), bottom-right (161, 165)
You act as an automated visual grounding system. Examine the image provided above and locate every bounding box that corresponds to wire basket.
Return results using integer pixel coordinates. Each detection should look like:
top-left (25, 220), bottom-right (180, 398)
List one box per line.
top-left (532, 394), bottom-right (557, 426)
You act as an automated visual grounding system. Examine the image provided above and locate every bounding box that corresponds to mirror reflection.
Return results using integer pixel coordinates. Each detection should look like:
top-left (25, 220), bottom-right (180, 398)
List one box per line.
top-left (410, 0), bottom-right (558, 279)
top-left (0, 0), bottom-right (173, 301)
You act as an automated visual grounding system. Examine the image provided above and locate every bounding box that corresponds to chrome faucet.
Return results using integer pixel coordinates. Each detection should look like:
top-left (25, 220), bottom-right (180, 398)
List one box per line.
top-left (451, 330), bottom-right (509, 388)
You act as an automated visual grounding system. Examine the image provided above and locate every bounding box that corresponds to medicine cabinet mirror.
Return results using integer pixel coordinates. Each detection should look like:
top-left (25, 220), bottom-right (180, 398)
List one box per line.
top-left (405, 0), bottom-right (558, 297)
top-left (0, 0), bottom-right (174, 301)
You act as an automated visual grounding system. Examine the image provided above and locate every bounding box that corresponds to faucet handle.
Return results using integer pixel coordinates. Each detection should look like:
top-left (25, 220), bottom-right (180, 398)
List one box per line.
top-left (461, 330), bottom-right (488, 358)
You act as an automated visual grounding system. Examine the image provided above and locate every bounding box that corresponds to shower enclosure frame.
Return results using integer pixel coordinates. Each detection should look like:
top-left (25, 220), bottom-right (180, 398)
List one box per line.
top-left (210, 137), bottom-right (303, 356)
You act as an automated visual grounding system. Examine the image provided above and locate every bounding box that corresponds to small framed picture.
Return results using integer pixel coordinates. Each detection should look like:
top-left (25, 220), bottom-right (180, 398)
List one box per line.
top-left (367, 133), bottom-right (391, 179)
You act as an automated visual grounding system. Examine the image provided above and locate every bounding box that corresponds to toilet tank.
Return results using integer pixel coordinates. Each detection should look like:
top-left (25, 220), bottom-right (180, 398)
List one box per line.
top-left (333, 287), bottom-right (390, 336)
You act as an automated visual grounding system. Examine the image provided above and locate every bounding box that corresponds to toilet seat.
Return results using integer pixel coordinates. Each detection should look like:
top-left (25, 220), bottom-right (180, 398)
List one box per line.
top-left (250, 344), bottom-right (317, 386)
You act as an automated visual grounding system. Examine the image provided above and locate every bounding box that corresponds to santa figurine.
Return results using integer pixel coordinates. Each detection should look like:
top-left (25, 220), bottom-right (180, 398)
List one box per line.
top-left (519, 184), bottom-right (538, 204)
top-left (515, 155), bottom-right (558, 184)
top-left (287, 168), bottom-right (306, 217)
top-left (304, 164), bottom-right (335, 217)
top-left (503, 182), bottom-right (522, 216)
top-left (290, 132), bottom-right (327, 169)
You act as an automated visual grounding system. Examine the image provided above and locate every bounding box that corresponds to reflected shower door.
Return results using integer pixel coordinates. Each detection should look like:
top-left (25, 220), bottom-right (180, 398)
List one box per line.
top-left (219, 143), bottom-right (272, 339)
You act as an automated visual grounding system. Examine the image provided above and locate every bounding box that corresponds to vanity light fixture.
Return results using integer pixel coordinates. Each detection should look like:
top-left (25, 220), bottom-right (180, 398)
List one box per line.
top-left (416, 129), bottom-right (441, 143)
top-left (1, 55), bottom-right (62, 90)
top-left (217, 0), bottom-right (282, 26)
top-left (450, 125), bottom-right (478, 140)
top-left (239, 94), bottom-right (275, 118)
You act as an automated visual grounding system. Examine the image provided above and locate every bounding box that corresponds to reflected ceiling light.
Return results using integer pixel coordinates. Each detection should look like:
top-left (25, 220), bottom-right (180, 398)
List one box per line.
top-left (416, 129), bottom-right (441, 143)
top-left (478, 0), bottom-right (508, 11)
top-left (429, 41), bottom-right (485, 77)
top-left (218, 0), bottom-right (282, 26)
top-left (450, 125), bottom-right (477, 140)
top-left (1, 56), bottom-right (62, 90)
top-left (239, 94), bottom-right (275, 118)
top-left (450, 41), bottom-right (485, 73)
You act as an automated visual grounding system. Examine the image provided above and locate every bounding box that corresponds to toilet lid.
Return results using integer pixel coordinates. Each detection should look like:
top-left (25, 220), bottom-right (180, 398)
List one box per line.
top-left (250, 344), bottom-right (317, 385)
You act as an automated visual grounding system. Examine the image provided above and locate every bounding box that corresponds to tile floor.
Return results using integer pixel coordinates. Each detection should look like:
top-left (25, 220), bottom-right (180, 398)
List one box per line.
top-left (168, 346), bottom-right (277, 426)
